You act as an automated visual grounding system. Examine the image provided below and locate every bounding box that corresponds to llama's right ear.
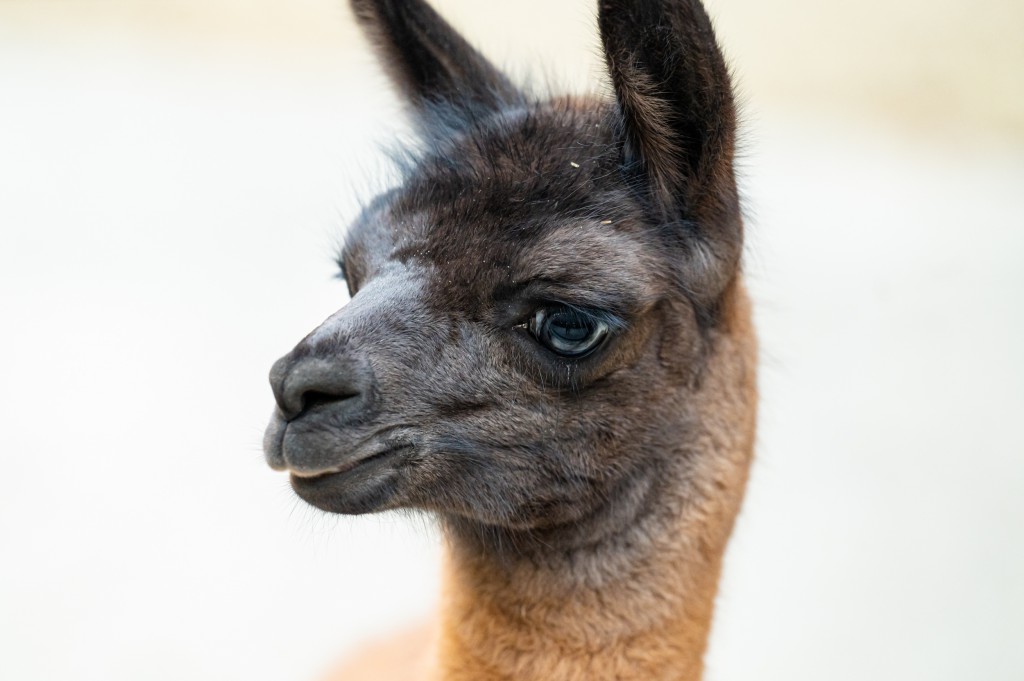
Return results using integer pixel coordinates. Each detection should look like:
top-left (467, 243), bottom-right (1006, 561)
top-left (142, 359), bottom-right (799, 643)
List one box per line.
top-left (350, 0), bottom-right (521, 130)
top-left (600, 0), bottom-right (741, 300)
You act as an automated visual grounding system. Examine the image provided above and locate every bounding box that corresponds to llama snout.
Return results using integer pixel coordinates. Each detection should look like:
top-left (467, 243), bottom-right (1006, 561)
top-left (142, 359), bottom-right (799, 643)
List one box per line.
top-left (268, 354), bottom-right (370, 423)
top-left (264, 351), bottom-right (376, 474)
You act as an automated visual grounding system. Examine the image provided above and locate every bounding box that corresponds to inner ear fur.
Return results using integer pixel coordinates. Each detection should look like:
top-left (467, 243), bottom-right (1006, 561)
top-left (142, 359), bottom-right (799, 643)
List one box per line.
top-left (350, 0), bottom-right (522, 131)
top-left (599, 0), bottom-right (742, 302)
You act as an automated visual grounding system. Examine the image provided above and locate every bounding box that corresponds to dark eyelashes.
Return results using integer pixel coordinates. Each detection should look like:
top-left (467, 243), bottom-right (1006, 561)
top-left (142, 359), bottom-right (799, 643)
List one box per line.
top-left (534, 300), bottom-right (628, 332)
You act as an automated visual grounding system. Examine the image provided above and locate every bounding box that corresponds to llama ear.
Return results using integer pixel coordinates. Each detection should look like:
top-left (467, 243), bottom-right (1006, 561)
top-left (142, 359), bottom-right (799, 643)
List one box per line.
top-left (599, 0), bottom-right (741, 298)
top-left (350, 0), bottom-right (521, 129)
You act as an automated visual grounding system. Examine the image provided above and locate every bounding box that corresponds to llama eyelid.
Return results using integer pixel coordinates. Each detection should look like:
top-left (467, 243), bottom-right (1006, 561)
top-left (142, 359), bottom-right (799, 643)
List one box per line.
top-left (512, 303), bottom-right (626, 339)
top-left (501, 279), bottom-right (637, 325)
top-left (538, 300), bottom-right (628, 332)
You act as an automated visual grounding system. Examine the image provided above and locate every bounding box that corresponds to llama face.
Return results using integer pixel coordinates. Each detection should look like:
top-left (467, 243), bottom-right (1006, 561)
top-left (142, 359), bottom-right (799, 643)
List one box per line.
top-left (266, 101), bottom-right (695, 526)
top-left (265, 0), bottom-right (742, 535)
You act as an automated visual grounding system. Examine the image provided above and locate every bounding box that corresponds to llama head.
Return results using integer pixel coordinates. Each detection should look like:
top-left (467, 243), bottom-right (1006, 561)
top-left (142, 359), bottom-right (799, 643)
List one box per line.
top-left (264, 0), bottom-right (742, 540)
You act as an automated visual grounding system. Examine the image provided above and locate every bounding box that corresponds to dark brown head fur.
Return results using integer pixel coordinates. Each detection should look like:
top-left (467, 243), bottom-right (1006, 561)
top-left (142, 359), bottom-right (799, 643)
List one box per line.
top-left (264, 0), bottom-right (749, 560)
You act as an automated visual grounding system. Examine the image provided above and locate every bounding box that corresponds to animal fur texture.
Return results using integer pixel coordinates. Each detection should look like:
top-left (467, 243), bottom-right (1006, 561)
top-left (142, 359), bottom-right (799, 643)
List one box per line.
top-left (263, 1), bottom-right (757, 679)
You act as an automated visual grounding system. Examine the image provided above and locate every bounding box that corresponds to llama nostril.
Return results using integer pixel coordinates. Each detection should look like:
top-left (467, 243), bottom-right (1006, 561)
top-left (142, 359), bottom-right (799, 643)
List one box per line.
top-left (269, 355), bottom-right (367, 422)
top-left (298, 389), bottom-right (359, 415)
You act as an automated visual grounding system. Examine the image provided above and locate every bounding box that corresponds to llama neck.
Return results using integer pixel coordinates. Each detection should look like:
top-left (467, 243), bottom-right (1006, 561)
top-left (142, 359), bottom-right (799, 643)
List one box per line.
top-left (432, 494), bottom-right (718, 680)
top-left (434, 420), bottom-right (753, 678)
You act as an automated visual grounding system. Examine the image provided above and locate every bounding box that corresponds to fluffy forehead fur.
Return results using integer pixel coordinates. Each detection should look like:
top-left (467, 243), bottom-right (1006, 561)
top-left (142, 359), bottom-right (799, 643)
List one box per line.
top-left (342, 97), bottom-right (666, 308)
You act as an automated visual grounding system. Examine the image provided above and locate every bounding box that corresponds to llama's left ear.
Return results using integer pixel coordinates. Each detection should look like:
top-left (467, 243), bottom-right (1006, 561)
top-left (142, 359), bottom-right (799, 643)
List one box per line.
top-left (600, 0), bottom-right (741, 299)
top-left (350, 0), bottom-right (522, 130)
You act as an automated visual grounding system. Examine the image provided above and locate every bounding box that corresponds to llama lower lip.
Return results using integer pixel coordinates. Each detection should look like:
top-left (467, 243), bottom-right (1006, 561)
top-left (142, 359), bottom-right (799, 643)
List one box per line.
top-left (289, 444), bottom-right (412, 514)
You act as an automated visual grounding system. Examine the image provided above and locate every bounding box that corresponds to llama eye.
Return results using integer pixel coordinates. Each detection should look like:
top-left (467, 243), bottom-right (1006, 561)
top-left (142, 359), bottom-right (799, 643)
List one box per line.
top-left (528, 307), bottom-right (609, 357)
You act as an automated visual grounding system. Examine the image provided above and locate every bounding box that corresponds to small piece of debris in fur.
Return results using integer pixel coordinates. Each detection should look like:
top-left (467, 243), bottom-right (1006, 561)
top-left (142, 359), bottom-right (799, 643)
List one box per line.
top-left (569, 161), bottom-right (580, 168)
top-left (600, 219), bottom-right (613, 225)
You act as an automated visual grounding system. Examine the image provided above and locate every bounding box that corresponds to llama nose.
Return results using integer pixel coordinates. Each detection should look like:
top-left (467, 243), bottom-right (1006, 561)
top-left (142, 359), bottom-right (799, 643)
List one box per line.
top-left (269, 354), bottom-right (367, 422)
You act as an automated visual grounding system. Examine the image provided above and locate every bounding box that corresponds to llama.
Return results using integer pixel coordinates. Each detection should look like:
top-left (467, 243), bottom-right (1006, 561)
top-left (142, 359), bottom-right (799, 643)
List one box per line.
top-left (263, 0), bottom-right (757, 679)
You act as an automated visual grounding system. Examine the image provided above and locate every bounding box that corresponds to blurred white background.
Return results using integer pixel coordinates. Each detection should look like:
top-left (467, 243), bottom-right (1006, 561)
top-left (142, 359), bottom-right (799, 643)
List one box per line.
top-left (1, 1), bottom-right (1021, 679)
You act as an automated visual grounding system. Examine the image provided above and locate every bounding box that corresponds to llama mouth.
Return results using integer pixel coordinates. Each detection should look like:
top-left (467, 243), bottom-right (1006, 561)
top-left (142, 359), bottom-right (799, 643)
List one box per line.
top-left (289, 443), bottom-right (408, 481)
top-left (288, 442), bottom-right (414, 514)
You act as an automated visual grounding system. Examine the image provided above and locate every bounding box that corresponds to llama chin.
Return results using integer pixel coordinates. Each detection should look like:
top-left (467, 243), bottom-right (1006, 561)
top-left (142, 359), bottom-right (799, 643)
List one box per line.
top-left (264, 1), bottom-right (756, 679)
